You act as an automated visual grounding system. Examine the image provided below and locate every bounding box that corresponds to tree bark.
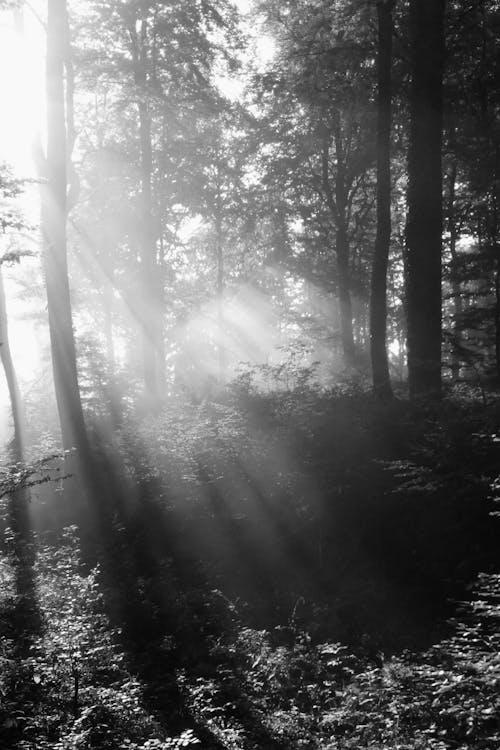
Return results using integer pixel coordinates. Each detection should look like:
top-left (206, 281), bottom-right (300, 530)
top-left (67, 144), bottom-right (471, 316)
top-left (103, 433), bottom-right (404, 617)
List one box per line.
top-left (336, 222), bottom-right (356, 367)
top-left (370, 0), bottom-right (394, 399)
top-left (132, 13), bottom-right (164, 404)
top-left (492, 148), bottom-right (500, 380)
top-left (42, 0), bottom-right (88, 453)
top-left (139, 97), bottom-right (162, 400)
top-left (405, 0), bottom-right (446, 398)
top-left (321, 129), bottom-right (356, 368)
top-left (334, 124), bottom-right (356, 368)
top-left (0, 266), bottom-right (40, 638)
top-left (495, 258), bottom-right (500, 380)
top-left (0, 266), bottom-right (24, 459)
top-left (215, 201), bottom-right (226, 381)
top-left (447, 158), bottom-right (463, 381)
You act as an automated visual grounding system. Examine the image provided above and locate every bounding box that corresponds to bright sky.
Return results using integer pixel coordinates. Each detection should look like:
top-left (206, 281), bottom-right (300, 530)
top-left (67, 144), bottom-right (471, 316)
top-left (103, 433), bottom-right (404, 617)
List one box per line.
top-left (0, 4), bottom-right (46, 445)
top-left (215, 0), bottom-right (276, 101)
top-left (234, 0), bottom-right (252, 12)
top-left (0, 0), bottom-right (276, 444)
top-left (0, 6), bottom-right (45, 174)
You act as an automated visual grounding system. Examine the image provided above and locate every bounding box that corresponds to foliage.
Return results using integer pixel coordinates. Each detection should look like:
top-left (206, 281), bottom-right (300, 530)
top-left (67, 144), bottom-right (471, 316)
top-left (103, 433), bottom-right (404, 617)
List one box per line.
top-left (0, 527), bottom-right (204, 749)
top-left (177, 572), bottom-right (500, 749)
top-left (0, 381), bottom-right (499, 748)
top-left (0, 453), bottom-right (67, 500)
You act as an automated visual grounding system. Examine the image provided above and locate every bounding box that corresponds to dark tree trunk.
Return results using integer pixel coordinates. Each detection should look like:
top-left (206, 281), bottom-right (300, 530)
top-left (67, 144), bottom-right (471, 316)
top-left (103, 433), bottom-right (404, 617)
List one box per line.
top-left (447, 159), bottom-right (463, 381)
top-left (405, 0), bottom-right (446, 398)
top-left (42, 0), bottom-right (88, 453)
top-left (322, 129), bottom-right (356, 368)
top-left (493, 149), bottom-right (500, 380)
top-left (336, 223), bottom-right (356, 367)
top-left (334, 125), bottom-right (356, 368)
top-left (370, 0), bottom-right (394, 400)
top-left (495, 258), bottom-right (500, 380)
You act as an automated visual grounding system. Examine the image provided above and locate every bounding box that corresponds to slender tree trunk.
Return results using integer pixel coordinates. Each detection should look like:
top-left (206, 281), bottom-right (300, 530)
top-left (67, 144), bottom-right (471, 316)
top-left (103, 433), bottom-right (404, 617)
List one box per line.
top-left (138, 95), bottom-right (162, 400)
top-left (447, 159), bottom-right (463, 381)
top-left (336, 222), bottom-right (356, 367)
top-left (406, 0), bottom-right (446, 398)
top-left (0, 267), bottom-right (34, 596)
top-left (215, 206), bottom-right (226, 381)
top-left (322, 129), bottom-right (356, 368)
top-left (0, 266), bottom-right (24, 459)
top-left (492, 149), bottom-right (500, 380)
top-left (495, 258), bottom-right (500, 380)
top-left (133, 14), bottom-right (164, 404)
top-left (103, 286), bottom-right (115, 370)
top-left (398, 326), bottom-right (405, 374)
top-left (355, 299), bottom-right (368, 351)
top-left (42, 0), bottom-right (88, 453)
top-left (334, 127), bottom-right (356, 368)
top-left (370, 0), bottom-right (394, 399)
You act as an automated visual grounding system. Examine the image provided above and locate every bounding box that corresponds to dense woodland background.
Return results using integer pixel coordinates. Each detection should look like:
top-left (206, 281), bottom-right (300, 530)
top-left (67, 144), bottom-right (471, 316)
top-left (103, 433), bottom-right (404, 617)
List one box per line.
top-left (0, 0), bottom-right (500, 748)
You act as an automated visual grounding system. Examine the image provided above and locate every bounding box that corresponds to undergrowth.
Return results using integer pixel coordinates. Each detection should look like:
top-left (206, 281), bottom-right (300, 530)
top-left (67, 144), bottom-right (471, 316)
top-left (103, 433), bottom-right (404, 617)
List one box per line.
top-left (1, 384), bottom-right (500, 748)
top-left (0, 528), bottom-right (499, 749)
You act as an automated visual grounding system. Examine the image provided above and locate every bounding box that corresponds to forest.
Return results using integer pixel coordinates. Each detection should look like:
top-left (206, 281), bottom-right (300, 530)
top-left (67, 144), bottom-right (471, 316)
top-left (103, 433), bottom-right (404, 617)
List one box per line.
top-left (0, 0), bottom-right (499, 748)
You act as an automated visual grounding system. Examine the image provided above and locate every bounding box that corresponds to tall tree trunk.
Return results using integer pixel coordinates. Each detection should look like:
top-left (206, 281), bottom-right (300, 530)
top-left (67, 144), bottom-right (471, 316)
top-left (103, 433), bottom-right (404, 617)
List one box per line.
top-left (138, 96), bottom-right (162, 400)
top-left (495, 258), bottom-right (500, 380)
top-left (492, 148), bottom-right (500, 380)
top-left (447, 159), bottom-right (463, 381)
top-left (215, 205), bottom-right (226, 381)
top-left (370, 0), bottom-right (394, 399)
top-left (322, 129), bottom-right (356, 368)
top-left (0, 266), bottom-right (24, 459)
top-left (405, 0), bottom-right (446, 398)
top-left (336, 222), bottom-right (356, 367)
top-left (133, 14), bottom-right (164, 404)
top-left (103, 286), bottom-right (115, 370)
top-left (0, 306), bottom-right (38, 635)
top-left (334, 124), bottom-right (356, 368)
top-left (42, 0), bottom-right (88, 453)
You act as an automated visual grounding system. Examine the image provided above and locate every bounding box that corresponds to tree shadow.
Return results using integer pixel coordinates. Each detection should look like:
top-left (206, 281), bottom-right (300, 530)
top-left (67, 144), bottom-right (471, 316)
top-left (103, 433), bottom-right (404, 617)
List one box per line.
top-left (0, 477), bottom-right (43, 748)
top-left (75, 443), bottom-right (277, 748)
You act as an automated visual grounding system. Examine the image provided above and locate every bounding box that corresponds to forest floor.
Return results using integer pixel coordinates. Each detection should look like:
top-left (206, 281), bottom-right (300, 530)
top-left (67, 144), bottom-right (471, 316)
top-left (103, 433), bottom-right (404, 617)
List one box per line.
top-left (1, 384), bottom-right (500, 749)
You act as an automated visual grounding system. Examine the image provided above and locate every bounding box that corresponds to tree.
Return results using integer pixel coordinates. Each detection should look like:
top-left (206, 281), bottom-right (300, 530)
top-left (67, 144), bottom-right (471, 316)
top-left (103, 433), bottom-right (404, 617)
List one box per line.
top-left (405, 0), bottom-right (446, 398)
top-left (0, 167), bottom-right (26, 459)
top-left (442, 0), bottom-right (500, 382)
top-left (71, 0), bottom-right (240, 403)
top-left (41, 0), bottom-right (89, 452)
top-left (178, 111), bottom-right (253, 381)
top-left (0, 263), bottom-right (24, 459)
top-left (0, 163), bottom-right (41, 644)
top-left (256, 0), bottom-right (377, 369)
top-left (370, 0), bottom-right (394, 399)
top-left (128, 2), bottom-right (165, 403)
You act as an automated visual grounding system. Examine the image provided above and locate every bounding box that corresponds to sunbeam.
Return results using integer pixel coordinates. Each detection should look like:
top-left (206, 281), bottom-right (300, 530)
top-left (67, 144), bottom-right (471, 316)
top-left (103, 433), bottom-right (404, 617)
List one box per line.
top-left (0, 0), bottom-right (498, 747)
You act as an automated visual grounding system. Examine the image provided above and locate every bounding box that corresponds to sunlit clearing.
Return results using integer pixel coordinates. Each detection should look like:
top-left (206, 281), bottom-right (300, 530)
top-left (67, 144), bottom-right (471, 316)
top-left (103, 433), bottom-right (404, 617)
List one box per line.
top-left (0, 6), bottom-right (45, 175)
